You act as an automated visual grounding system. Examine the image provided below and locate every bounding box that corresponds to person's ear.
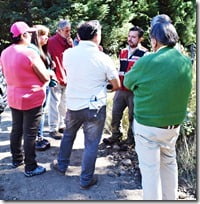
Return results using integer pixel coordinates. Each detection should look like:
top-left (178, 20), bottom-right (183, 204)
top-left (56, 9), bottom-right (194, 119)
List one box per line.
top-left (22, 32), bottom-right (32, 39)
top-left (151, 38), bottom-right (157, 52)
top-left (138, 37), bottom-right (144, 43)
top-left (151, 38), bottom-right (156, 46)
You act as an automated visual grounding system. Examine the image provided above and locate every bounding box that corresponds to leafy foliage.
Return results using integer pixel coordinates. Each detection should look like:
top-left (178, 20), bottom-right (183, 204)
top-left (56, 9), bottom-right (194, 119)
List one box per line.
top-left (0, 0), bottom-right (196, 54)
top-left (130, 0), bottom-right (196, 49)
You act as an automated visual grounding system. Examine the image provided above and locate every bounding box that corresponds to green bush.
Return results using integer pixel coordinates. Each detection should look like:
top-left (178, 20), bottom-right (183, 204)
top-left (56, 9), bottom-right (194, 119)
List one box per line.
top-left (176, 60), bottom-right (196, 195)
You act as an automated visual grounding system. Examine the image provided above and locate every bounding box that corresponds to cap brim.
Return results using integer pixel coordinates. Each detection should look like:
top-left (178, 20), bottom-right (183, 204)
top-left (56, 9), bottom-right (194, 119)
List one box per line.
top-left (26, 27), bottom-right (37, 33)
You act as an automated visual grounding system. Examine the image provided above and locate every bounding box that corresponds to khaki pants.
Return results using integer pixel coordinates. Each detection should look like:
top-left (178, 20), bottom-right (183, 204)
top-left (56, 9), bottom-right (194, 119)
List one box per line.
top-left (48, 84), bottom-right (67, 132)
top-left (133, 119), bottom-right (180, 200)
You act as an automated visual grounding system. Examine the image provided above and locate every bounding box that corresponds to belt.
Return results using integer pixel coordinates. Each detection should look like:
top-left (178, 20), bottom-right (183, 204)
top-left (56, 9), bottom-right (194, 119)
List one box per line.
top-left (158, 124), bottom-right (179, 129)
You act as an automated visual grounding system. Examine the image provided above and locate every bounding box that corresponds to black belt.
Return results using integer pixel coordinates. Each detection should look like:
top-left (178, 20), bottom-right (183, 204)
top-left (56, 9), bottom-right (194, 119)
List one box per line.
top-left (158, 124), bottom-right (179, 129)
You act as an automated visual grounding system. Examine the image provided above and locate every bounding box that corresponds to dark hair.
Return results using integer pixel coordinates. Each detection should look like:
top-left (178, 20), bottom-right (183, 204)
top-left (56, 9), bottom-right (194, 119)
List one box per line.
top-left (150, 22), bottom-right (179, 47)
top-left (77, 20), bottom-right (101, 40)
top-left (129, 26), bottom-right (144, 38)
top-left (10, 33), bottom-right (21, 44)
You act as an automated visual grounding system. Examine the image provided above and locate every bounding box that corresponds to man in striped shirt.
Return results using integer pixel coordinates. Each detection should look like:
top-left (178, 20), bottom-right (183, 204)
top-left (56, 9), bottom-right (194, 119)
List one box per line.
top-left (103, 26), bottom-right (148, 147)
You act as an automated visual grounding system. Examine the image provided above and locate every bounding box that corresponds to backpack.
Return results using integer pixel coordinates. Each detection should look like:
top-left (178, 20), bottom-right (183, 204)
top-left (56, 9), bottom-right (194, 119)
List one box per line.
top-left (0, 67), bottom-right (7, 114)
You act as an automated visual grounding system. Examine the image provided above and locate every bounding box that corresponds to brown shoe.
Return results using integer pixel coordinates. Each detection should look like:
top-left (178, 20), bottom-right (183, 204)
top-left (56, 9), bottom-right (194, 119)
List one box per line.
top-left (49, 131), bottom-right (62, 140)
top-left (80, 177), bottom-right (98, 190)
top-left (51, 160), bottom-right (65, 175)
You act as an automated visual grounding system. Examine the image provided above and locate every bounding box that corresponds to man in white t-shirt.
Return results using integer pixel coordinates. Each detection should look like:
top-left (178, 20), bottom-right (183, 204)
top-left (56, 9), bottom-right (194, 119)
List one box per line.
top-left (52, 20), bottom-right (121, 189)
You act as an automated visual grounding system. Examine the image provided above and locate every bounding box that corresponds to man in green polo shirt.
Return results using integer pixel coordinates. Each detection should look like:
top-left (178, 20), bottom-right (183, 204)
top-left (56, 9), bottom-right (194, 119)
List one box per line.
top-left (124, 22), bottom-right (192, 200)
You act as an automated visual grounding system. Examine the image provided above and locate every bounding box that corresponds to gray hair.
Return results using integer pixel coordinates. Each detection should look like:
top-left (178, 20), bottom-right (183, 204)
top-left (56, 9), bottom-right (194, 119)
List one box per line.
top-left (151, 14), bottom-right (172, 27)
top-left (57, 19), bottom-right (71, 29)
top-left (150, 22), bottom-right (179, 47)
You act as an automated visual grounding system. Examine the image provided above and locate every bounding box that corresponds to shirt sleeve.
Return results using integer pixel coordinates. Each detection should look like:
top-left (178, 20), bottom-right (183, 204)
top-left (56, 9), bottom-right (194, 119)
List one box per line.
top-left (26, 48), bottom-right (42, 65)
top-left (124, 58), bottom-right (144, 91)
top-left (62, 48), bottom-right (71, 70)
top-left (103, 54), bottom-right (118, 81)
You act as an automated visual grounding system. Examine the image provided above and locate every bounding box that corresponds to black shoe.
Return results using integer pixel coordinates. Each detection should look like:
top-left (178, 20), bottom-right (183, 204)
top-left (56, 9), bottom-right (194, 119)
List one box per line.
top-left (49, 131), bottom-right (62, 140)
top-left (103, 136), bottom-right (120, 145)
top-left (119, 144), bottom-right (128, 151)
top-left (80, 177), bottom-right (98, 190)
top-left (24, 165), bottom-right (46, 177)
top-left (35, 139), bottom-right (50, 151)
top-left (122, 137), bottom-right (135, 145)
top-left (12, 161), bottom-right (24, 168)
top-left (51, 160), bottom-right (66, 175)
top-left (58, 128), bottom-right (65, 133)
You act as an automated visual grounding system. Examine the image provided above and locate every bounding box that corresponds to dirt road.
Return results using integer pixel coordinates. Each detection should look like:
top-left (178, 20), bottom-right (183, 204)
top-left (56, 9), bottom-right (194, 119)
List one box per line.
top-left (0, 108), bottom-right (143, 201)
top-left (0, 108), bottom-right (196, 202)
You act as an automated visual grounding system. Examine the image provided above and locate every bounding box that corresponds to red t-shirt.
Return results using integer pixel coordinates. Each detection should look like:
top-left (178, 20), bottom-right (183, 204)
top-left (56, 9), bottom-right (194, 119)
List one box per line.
top-left (47, 33), bottom-right (72, 86)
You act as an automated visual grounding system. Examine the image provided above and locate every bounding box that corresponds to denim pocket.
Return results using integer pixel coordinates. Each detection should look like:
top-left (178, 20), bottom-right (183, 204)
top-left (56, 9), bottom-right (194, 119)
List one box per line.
top-left (88, 109), bottom-right (99, 122)
top-left (87, 106), bottom-right (106, 122)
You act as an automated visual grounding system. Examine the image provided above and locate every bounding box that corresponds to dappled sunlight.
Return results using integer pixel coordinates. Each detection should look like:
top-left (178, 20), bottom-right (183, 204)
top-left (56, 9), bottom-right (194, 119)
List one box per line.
top-left (115, 189), bottom-right (143, 200)
top-left (0, 163), bottom-right (24, 175)
top-left (0, 140), bottom-right (10, 147)
top-left (1, 104), bottom-right (195, 200)
top-left (61, 193), bottom-right (90, 200)
top-left (0, 152), bottom-right (11, 160)
top-left (95, 157), bottom-right (115, 175)
top-left (72, 129), bottom-right (84, 149)
top-left (0, 108), bottom-right (143, 200)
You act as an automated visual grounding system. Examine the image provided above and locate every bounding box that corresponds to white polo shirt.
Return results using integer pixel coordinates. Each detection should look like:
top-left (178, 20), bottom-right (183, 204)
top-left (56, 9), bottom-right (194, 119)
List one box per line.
top-left (63, 41), bottom-right (118, 111)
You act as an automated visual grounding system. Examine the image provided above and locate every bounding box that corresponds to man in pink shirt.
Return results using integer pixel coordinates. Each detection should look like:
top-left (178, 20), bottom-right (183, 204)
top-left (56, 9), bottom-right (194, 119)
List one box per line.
top-left (1, 21), bottom-right (50, 177)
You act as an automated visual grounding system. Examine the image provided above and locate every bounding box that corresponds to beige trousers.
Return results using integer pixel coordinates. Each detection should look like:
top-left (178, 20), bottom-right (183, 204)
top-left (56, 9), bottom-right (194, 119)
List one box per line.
top-left (134, 119), bottom-right (180, 200)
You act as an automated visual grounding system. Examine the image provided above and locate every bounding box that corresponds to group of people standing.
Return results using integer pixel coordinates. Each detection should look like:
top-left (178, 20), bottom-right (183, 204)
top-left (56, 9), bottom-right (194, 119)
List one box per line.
top-left (0, 20), bottom-right (74, 176)
top-left (0, 14), bottom-right (192, 200)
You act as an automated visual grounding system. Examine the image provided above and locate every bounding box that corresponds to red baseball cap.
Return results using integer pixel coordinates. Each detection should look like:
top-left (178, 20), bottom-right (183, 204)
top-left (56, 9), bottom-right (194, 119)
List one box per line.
top-left (10, 21), bottom-right (36, 37)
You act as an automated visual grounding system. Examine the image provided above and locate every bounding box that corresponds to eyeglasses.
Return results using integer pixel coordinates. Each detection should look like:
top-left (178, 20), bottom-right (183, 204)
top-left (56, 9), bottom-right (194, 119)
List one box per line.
top-left (24, 31), bottom-right (35, 36)
top-left (87, 20), bottom-right (101, 35)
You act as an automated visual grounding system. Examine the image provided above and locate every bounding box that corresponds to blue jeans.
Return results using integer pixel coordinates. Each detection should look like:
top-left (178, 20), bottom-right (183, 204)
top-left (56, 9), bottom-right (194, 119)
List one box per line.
top-left (57, 106), bottom-right (106, 186)
top-left (38, 87), bottom-right (49, 138)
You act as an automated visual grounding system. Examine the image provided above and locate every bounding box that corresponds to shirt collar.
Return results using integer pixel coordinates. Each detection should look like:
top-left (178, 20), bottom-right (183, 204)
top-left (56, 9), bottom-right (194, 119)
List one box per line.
top-left (79, 40), bottom-right (98, 48)
top-left (55, 33), bottom-right (68, 46)
top-left (128, 45), bottom-right (139, 58)
top-left (156, 45), bottom-right (168, 52)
